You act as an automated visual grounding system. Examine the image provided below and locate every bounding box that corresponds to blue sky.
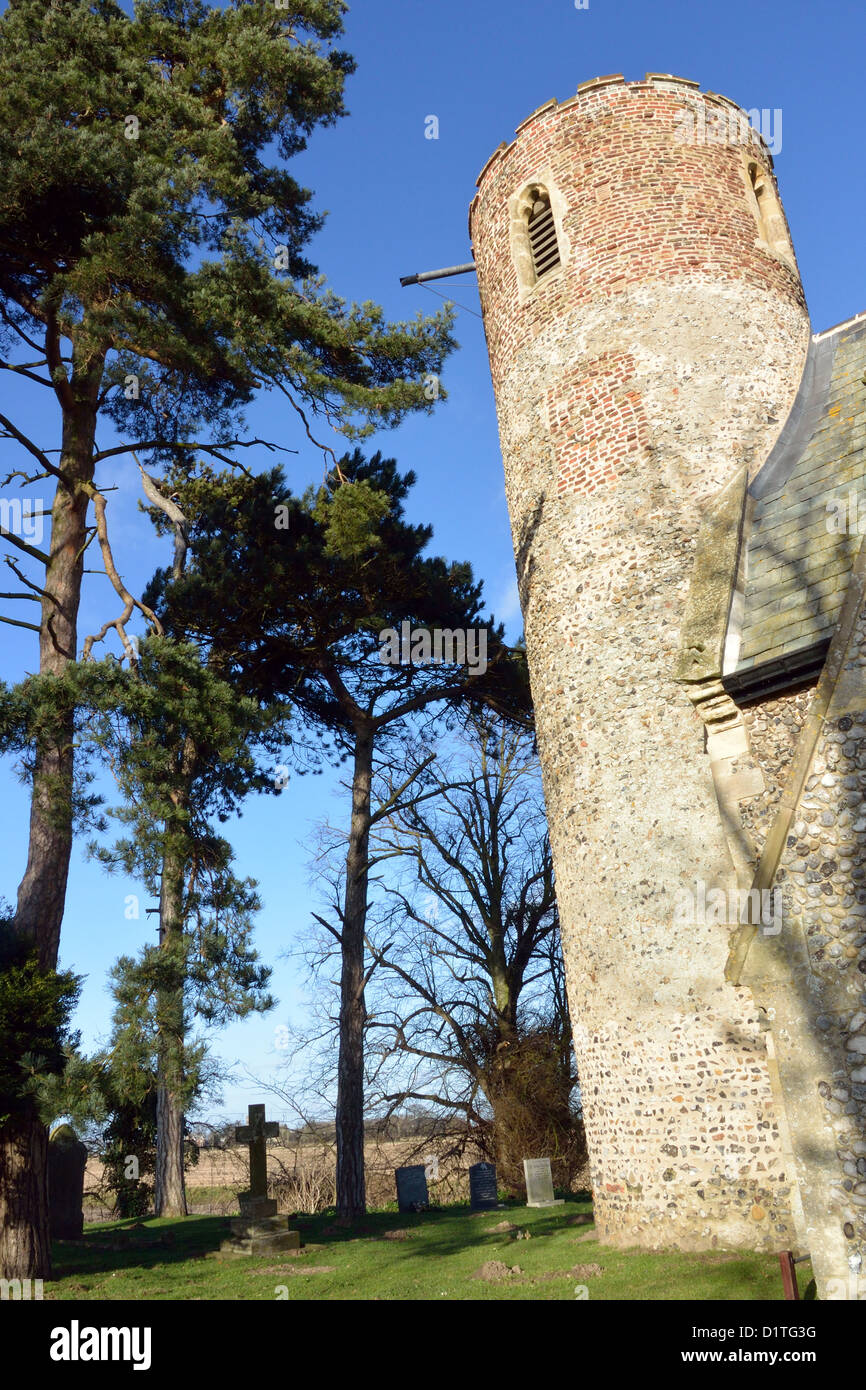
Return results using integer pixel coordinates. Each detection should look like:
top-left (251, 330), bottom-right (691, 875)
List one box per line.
top-left (1, 0), bottom-right (864, 1123)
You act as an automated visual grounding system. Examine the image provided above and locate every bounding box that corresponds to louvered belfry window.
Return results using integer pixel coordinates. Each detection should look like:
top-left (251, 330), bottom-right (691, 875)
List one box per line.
top-left (528, 193), bottom-right (560, 281)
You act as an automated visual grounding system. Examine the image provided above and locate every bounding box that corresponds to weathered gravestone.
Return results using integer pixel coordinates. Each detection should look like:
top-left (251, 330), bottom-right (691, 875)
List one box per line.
top-left (219, 1103), bottom-right (300, 1257)
top-left (395, 1164), bottom-right (429, 1213)
top-left (523, 1156), bottom-right (564, 1209)
top-left (48, 1124), bottom-right (87, 1239)
top-left (469, 1161), bottom-right (500, 1211)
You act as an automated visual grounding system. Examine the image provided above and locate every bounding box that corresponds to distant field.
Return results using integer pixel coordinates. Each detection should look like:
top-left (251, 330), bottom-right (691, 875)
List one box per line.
top-left (83, 1138), bottom-right (551, 1218)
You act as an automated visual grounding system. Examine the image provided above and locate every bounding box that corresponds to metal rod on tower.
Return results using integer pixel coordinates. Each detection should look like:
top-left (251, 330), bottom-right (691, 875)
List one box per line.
top-left (399, 262), bottom-right (476, 287)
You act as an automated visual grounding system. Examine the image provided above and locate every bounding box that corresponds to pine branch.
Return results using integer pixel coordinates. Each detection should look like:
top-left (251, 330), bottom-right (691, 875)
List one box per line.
top-left (369, 754), bottom-right (436, 826)
top-left (0, 523), bottom-right (49, 565)
top-left (0, 412), bottom-right (64, 481)
top-left (0, 305), bottom-right (44, 356)
top-left (2, 468), bottom-right (53, 486)
top-left (0, 612), bottom-right (40, 632)
top-left (274, 378), bottom-right (345, 480)
top-left (4, 554), bottom-right (55, 602)
top-left (0, 360), bottom-right (53, 387)
top-left (311, 912), bottom-right (343, 945)
top-left (82, 486), bottom-right (163, 662)
top-left (91, 437), bottom-right (298, 467)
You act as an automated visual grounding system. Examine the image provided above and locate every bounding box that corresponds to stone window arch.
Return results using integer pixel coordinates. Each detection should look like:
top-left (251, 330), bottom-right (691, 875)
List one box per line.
top-left (743, 156), bottom-right (795, 265)
top-left (527, 190), bottom-right (561, 279)
top-left (510, 180), bottom-right (568, 299)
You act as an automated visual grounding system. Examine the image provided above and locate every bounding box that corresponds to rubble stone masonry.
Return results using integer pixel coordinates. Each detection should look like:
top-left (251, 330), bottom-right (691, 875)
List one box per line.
top-left (470, 76), bottom-right (811, 1249)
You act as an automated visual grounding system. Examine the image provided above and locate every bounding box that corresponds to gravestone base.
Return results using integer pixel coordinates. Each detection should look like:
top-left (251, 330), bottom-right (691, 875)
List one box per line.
top-left (526, 1198), bottom-right (565, 1209)
top-left (238, 1193), bottom-right (277, 1220)
top-left (219, 1214), bottom-right (300, 1258)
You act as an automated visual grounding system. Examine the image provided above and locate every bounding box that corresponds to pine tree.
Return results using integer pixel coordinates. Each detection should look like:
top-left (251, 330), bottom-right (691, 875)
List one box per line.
top-left (143, 452), bottom-right (532, 1216)
top-left (0, 0), bottom-right (454, 1276)
top-left (87, 637), bottom-right (281, 1215)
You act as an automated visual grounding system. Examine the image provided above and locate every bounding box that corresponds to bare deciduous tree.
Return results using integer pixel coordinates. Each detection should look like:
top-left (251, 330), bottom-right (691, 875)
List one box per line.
top-left (296, 715), bottom-right (585, 1198)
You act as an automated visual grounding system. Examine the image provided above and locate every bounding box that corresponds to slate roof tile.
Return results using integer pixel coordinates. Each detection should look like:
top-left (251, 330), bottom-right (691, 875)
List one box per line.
top-left (725, 314), bottom-right (866, 696)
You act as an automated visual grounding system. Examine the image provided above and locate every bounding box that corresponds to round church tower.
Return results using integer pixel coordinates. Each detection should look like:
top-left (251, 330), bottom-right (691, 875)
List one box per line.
top-left (470, 74), bottom-right (811, 1248)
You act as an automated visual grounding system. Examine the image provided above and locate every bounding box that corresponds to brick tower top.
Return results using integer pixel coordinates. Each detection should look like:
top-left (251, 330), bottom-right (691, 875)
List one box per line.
top-left (469, 74), bottom-right (806, 389)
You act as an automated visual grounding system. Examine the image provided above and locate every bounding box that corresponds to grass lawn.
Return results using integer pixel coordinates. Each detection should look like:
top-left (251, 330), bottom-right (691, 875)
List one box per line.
top-left (45, 1196), bottom-right (806, 1301)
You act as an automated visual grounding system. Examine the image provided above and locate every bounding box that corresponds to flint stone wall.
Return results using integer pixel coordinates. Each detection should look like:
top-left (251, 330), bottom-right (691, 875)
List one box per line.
top-left (470, 75), bottom-right (811, 1248)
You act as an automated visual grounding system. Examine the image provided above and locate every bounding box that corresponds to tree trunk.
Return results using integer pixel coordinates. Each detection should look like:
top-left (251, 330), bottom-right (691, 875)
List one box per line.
top-left (154, 1083), bottom-right (187, 1218)
top-left (153, 839), bottom-right (188, 1218)
top-left (14, 412), bottom-right (94, 962)
top-left (335, 725), bottom-right (373, 1218)
top-left (0, 1114), bottom-right (50, 1280)
top-left (152, 520), bottom-right (192, 1218)
top-left (1, 400), bottom-right (97, 1280)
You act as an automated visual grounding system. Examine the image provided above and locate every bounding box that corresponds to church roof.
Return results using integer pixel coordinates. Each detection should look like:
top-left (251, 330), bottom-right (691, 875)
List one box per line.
top-left (722, 312), bottom-right (866, 699)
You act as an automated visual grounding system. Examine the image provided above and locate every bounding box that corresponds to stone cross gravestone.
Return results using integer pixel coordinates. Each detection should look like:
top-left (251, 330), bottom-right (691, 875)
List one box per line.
top-left (236, 1102), bottom-right (278, 1218)
top-left (219, 1102), bottom-right (300, 1257)
top-left (523, 1156), bottom-right (564, 1208)
top-left (48, 1124), bottom-right (87, 1239)
top-left (469, 1161), bottom-right (500, 1210)
top-left (395, 1164), bottom-right (429, 1213)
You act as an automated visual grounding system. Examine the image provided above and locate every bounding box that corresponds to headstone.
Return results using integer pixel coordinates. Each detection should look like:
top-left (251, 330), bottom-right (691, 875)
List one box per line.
top-left (469, 1161), bottom-right (500, 1210)
top-left (523, 1156), bottom-right (565, 1208)
top-left (395, 1164), bottom-right (429, 1213)
top-left (48, 1124), bottom-right (87, 1239)
top-left (219, 1103), bottom-right (300, 1257)
top-left (236, 1102), bottom-right (277, 1217)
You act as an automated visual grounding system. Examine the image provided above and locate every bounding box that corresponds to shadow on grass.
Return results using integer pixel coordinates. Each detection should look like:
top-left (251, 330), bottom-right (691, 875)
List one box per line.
top-left (53, 1215), bottom-right (231, 1279)
top-left (52, 1194), bottom-right (594, 1284)
top-left (294, 1193), bottom-right (594, 1259)
top-left (293, 1195), bottom-right (787, 1303)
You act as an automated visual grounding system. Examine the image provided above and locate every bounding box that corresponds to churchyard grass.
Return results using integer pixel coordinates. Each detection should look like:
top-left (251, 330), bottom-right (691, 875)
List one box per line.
top-left (44, 1195), bottom-right (806, 1301)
